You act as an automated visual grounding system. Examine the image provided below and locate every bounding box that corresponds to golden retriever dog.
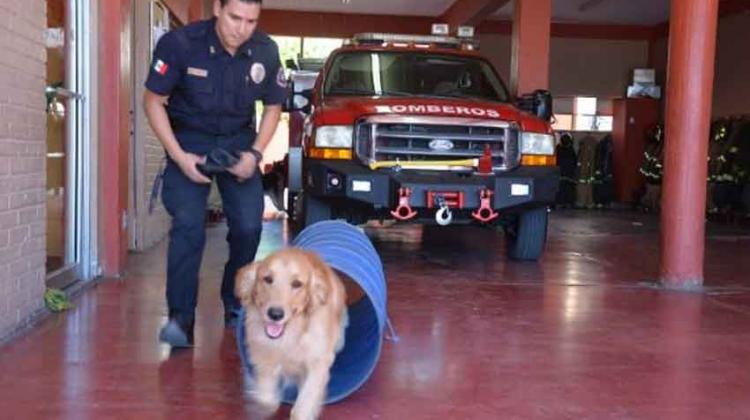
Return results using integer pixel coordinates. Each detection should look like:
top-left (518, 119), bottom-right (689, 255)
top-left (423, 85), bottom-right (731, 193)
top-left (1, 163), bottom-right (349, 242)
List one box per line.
top-left (235, 248), bottom-right (348, 420)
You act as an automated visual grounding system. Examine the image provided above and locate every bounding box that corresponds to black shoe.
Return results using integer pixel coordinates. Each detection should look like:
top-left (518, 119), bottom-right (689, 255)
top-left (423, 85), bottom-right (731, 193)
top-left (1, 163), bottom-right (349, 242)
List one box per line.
top-left (159, 317), bottom-right (194, 348)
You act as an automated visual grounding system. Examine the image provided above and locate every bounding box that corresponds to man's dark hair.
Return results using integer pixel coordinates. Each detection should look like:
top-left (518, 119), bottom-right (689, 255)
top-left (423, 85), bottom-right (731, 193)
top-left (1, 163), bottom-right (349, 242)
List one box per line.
top-left (219, 0), bottom-right (262, 6)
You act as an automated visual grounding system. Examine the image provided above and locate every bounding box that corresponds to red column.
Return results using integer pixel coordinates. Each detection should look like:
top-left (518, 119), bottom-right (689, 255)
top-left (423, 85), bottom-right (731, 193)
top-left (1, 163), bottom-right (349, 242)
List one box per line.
top-left (510, 0), bottom-right (551, 96)
top-left (660, 0), bottom-right (719, 289)
top-left (99, 0), bottom-right (131, 277)
top-left (189, 0), bottom-right (204, 23)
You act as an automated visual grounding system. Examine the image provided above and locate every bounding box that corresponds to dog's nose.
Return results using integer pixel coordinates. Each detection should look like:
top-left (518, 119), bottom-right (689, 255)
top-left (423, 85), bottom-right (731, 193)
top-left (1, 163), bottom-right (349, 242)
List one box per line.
top-left (267, 307), bottom-right (284, 321)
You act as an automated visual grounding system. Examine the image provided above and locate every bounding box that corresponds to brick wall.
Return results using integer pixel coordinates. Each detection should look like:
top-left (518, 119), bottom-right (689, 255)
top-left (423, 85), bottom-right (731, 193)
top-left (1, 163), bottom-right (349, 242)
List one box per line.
top-left (0, 1), bottom-right (48, 338)
top-left (131, 0), bottom-right (170, 251)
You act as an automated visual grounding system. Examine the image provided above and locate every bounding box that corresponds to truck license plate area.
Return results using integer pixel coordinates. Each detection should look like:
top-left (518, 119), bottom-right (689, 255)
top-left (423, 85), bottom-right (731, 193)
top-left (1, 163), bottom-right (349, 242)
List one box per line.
top-left (426, 191), bottom-right (465, 209)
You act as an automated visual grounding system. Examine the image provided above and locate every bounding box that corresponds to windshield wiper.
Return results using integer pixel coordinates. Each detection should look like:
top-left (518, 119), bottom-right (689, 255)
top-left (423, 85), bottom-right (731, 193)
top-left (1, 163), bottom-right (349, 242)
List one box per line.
top-left (383, 89), bottom-right (496, 101)
top-left (429, 88), bottom-right (479, 99)
top-left (327, 88), bottom-right (377, 96)
top-left (330, 89), bottom-right (426, 98)
top-left (380, 90), bottom-right (416, 97)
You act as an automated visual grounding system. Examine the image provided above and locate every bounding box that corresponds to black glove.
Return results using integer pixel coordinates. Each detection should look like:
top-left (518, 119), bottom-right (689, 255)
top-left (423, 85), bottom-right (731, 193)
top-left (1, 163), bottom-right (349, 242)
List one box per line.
top-left (196, 148), bottom-right (241, 177)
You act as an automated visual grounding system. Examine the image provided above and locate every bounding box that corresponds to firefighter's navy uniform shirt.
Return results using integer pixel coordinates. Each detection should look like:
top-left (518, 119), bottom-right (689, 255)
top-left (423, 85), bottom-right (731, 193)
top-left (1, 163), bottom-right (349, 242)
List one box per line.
top-left (145, 18), bottom-right (286, 153)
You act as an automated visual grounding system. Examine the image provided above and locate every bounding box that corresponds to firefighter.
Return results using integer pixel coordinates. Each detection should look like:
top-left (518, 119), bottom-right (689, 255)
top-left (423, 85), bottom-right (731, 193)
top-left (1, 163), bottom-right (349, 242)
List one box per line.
top-left (143, 0), bottom-right (286, 347)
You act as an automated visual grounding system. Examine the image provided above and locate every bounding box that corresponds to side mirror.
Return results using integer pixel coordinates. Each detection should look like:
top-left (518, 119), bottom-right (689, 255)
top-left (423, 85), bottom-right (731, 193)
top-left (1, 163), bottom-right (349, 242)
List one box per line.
top-left (517, 90), bottom-right (553, 122)
top-left (285, 58), bottom-right (299, 71)
top-left (283, 82), bottom-right (313, 114)
top-left (293, 89), bottom-right (313, 114)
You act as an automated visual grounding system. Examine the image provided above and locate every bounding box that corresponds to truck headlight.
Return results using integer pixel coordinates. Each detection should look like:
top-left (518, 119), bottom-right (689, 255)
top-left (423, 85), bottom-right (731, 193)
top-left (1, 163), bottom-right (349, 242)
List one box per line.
top-left (315, 126), bottom-right (353, 148)
top-left (520, 132), bottom-right (555, 155)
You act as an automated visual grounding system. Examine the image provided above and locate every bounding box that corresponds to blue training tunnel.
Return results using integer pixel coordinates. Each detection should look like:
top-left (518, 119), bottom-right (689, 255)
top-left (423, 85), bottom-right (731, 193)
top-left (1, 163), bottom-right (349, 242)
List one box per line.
top-left (236, 220), bottom-right (391, 404)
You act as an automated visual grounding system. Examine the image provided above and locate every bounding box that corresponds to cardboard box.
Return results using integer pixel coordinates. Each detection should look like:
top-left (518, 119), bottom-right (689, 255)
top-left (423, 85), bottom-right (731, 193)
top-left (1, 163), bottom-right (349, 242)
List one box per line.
top-left (633, 68), bottom-right (656, 85)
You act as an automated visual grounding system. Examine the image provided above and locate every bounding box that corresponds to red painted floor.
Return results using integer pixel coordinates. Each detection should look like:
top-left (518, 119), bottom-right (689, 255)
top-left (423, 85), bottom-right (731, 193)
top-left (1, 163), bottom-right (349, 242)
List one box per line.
top-left (2, 210), bottom-right (750, 419)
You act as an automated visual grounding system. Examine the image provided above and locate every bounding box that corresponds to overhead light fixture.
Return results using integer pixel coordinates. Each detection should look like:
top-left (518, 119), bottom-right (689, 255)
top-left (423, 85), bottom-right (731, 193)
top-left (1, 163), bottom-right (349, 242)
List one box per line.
top-left (431, 23), bottom-right (449, 35)
top-left (457, 26), bottom-right (475, 38)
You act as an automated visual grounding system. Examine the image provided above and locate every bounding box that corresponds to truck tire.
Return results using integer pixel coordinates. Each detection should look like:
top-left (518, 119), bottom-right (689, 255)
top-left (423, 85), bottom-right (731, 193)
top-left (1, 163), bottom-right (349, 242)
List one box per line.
top-left (285, 190), bottom-right (298, 219)
top-left (505, 207), bottom-right (548, 261)
top-left (291, 193), bottom-right (331, 234)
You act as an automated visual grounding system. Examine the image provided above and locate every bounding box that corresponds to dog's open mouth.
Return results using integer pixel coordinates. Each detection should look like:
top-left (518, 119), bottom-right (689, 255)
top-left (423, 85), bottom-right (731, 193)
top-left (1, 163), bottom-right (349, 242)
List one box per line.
top-left (264, 322), bottom-right (285, 339)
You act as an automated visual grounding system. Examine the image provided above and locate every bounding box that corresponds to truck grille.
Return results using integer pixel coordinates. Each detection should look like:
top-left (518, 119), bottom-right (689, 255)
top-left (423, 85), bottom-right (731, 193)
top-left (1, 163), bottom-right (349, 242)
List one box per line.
top-left (355, 116), bottom-right (519, 171)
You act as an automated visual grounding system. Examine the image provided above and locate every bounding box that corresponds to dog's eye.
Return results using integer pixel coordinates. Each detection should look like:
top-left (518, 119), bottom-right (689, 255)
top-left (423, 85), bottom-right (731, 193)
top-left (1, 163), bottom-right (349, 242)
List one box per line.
top-left (263, 275), bottom-right (273, 285)
top-left (291, 279), bottom-right (302, 289)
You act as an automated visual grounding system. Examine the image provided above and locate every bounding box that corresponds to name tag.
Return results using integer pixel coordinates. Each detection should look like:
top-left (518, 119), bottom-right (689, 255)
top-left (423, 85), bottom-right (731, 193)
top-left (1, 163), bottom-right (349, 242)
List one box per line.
top-left (187, 67), bottom-right (208, 78)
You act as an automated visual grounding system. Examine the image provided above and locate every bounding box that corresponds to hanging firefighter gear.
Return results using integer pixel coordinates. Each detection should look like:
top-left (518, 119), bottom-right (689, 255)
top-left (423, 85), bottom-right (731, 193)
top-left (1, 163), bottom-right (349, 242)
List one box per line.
top-left (576, 135), bottom-right (598, 208)
top-left (555, 132), bottom-right (577, 208)
top-left (593, 134), bottom-right (614, 207)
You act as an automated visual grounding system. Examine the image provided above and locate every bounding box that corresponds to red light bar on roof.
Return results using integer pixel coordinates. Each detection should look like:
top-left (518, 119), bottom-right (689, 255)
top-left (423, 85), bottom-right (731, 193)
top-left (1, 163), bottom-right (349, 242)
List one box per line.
top-left (351, 33), bottom-right (479, 50)
top-left (432, 23), bottom-right (450, 35)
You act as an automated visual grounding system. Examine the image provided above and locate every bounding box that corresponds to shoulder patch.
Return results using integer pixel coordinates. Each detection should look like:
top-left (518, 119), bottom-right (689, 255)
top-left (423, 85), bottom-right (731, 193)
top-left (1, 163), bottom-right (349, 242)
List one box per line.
top-left (154, 59), bottom-right (169, 75)
top-left (276, 67), bottom-right (287, 88)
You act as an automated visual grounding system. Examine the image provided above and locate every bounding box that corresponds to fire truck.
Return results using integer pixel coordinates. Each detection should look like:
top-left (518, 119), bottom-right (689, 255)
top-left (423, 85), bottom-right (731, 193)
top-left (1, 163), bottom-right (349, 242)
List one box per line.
top-left (268, 28), bottom-right (559, 260)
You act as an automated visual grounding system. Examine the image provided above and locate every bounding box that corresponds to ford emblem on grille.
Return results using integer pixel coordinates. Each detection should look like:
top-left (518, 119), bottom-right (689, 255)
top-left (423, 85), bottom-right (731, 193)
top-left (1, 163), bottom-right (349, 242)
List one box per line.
top-left (428, 138), bottom-right (454, 151)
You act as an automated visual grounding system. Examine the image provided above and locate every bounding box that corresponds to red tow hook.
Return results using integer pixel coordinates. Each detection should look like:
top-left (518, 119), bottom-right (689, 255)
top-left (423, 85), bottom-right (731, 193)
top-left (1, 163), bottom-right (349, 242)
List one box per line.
top-left (472, 189), bottom-right (499, 223)
top-left (391, 188), bottom-right (417, 221)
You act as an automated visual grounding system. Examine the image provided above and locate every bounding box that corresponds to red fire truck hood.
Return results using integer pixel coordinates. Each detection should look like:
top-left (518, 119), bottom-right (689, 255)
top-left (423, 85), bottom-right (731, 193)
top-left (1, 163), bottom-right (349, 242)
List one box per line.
top-left (317, 96), bottom-right (550, 133)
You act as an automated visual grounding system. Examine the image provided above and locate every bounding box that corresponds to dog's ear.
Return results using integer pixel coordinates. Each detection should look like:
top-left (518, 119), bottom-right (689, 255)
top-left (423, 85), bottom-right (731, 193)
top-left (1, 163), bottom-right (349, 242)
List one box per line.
top-left (235, 261), bottom-right (260, 305)
top-left (309, 256), bottom-right (332, 307)
top-left (311, 267), bottom-right (330, 307)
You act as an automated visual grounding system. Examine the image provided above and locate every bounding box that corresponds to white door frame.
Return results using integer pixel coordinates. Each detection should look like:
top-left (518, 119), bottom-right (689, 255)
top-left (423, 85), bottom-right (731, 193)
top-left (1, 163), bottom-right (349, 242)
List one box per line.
top-left (47, 0), bottom-right (99, 287)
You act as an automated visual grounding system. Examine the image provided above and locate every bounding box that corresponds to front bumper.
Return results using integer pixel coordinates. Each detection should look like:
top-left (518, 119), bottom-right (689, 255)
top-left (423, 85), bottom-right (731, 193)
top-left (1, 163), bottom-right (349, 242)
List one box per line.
top-left (305, 159), bottom-right (559, 211)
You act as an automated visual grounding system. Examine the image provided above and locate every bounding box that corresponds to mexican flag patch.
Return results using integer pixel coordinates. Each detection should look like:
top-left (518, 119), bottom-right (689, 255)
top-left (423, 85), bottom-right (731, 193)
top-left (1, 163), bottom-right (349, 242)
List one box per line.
top-left (154, 59), bottom-right (168, 75)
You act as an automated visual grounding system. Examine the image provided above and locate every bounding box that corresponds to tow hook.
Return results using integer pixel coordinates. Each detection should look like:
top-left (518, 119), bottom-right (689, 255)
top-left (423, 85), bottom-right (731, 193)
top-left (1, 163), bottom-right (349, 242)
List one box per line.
top-left (472, 189), bottom-right (499, 223)
top-left (391, 188), bottom-right (417, 221)
top-left (434, 194), bottom-right (453, 226)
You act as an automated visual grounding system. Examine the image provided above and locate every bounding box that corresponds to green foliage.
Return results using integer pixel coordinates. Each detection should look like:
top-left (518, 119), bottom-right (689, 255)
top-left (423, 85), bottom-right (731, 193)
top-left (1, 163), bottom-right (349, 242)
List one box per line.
top-left (44, 288), bottom-right (73, 312)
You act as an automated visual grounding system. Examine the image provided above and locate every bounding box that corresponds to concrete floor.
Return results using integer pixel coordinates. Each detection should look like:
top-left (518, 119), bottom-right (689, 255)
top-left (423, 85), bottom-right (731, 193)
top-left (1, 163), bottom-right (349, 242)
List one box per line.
top-left (2, 210), bottom-right (750, 419)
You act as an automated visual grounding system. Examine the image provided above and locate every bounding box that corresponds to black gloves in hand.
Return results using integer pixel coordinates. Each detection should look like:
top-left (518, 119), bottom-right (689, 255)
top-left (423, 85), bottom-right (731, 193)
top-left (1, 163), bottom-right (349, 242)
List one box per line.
top-left (196, 148), bottom-right (241, 177)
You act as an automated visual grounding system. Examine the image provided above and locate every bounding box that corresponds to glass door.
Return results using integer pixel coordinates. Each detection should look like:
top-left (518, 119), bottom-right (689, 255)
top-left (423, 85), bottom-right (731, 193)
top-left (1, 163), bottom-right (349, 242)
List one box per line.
top-left (45, 0), bottom-right (90, 287)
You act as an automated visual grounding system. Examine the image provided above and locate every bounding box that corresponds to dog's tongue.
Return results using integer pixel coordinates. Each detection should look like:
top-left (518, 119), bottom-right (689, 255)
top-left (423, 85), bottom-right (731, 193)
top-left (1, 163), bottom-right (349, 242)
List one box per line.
top-left (265, 322), bottom-right (284, 339)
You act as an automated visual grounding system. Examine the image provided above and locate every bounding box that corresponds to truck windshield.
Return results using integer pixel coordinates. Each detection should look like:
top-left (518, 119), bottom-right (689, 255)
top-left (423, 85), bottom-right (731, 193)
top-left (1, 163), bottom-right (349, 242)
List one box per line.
top-left (323, 51), bottom-right (510, 102)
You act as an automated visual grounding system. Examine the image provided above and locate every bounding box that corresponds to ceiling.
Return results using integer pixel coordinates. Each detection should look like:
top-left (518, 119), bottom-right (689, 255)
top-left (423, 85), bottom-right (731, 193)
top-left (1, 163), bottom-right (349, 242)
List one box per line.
top-left (495, 0), bottom-right (670, 25)
top-left (262, 0), bottom-right (671, 25)
top-left (263, 0), bottom-right (456, 17)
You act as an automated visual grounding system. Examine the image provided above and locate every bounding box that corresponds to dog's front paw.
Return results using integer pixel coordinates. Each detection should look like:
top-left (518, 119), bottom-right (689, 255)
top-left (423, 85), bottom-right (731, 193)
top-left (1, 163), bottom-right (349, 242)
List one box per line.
top-left (290, 406), bottom-right (320, 420)
top-left (251, 390), bottom-right (281, 414)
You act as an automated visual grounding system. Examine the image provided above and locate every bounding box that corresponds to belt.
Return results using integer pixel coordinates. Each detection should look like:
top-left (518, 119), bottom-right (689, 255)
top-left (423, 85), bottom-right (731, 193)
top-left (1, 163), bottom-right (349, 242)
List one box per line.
top-left (174, 130), bottom-right (256, 154)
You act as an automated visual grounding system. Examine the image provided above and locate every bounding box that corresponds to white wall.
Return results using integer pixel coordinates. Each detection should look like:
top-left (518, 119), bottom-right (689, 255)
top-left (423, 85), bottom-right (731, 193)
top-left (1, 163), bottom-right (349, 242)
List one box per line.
top-left (712, 12), bottom-right (750, 117)
top-left (651, 11), bottom-right (750, 118)
top-left (480, 34), bottom-right (649, 99)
